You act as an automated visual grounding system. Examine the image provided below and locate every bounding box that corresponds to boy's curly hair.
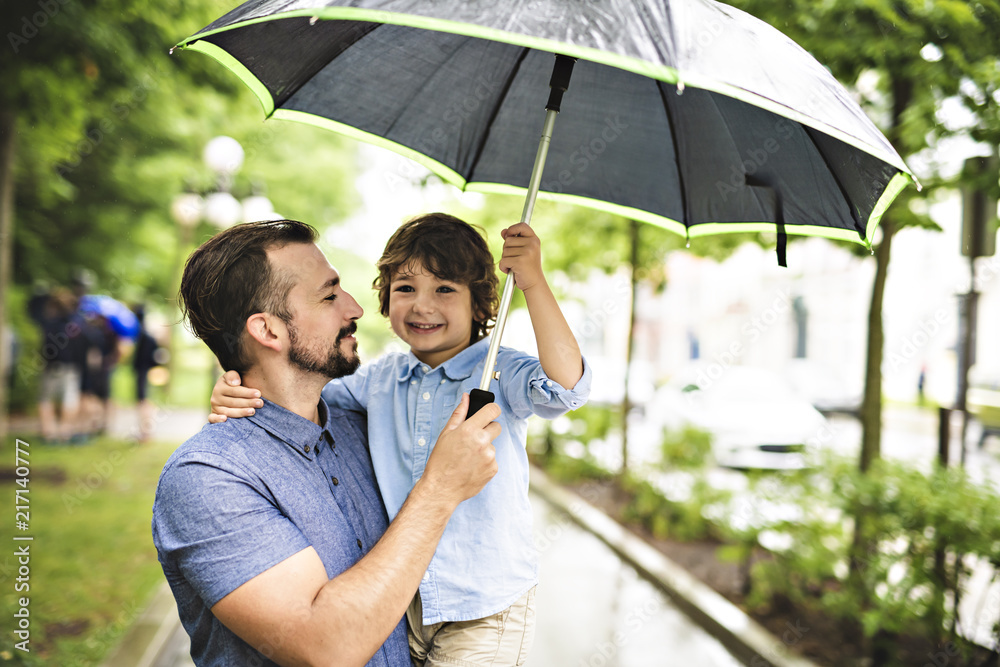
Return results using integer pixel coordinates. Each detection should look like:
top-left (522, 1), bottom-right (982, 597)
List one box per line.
top-left (374, 213), bottom-right (499, 344)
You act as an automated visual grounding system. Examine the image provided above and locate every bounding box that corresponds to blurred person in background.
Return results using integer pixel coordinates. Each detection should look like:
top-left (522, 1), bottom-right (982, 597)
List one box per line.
top-left (79, 313), bottom-right (122, 439)
top-left (131, 305), bottom-right (163, 443)
top-left (29, 288), bottom-right (88, 443)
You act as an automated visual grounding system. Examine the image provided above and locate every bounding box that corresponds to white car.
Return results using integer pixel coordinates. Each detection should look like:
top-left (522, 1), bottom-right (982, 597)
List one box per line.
top-left (645, 364), bottom-right (829, 470)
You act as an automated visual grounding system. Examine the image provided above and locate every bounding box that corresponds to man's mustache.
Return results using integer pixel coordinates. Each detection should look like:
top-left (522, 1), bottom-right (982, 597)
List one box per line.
top-left (337, 322), bottom-right (358, 342)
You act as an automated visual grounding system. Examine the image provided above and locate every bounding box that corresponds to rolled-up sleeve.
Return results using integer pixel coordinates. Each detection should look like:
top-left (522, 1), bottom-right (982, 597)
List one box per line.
top-left (153, 453), bottom-right (311, 609)
top-left (497, 348), bottom-right (592, 420)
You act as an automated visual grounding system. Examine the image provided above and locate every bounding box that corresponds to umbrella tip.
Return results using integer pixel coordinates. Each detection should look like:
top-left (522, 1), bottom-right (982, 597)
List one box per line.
top-left (676, 81), bottom-right (685, 95)
top-left (310, 15), bottom-right (319, 25)
top-left (168, 46), bottom-right (175, 55)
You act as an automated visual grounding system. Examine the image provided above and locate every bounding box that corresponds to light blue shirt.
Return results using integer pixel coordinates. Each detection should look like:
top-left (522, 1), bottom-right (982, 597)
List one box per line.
top-left (322, 338), bottom-right (591, 624)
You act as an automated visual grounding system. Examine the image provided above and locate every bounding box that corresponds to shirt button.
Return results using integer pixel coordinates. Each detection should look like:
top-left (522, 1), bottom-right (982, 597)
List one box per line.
top-left (304, 445), bottom-right (311, 453)
top-left (422, 572), bottom-right (430, 581)
top-left (422, 365), bottom-right (430, 372)
top-left (331, 476), bottom-right (339, 486)
top-left (356, 539), bottom-right (363, 549)
top-left (417, 437), bottom-right (426, 447)
top-left (410, 379), bottom-right (416, 385)
top-left (546, 380), bottom-right (553, 387)
top-left (422, 392), bottom-right (430, 400)
top-left (440, 379), bottom-right (446, 384)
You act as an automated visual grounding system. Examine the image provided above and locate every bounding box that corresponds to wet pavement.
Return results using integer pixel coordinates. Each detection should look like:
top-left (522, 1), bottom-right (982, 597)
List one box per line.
top-left (152, 490), bottom-right (743, 667)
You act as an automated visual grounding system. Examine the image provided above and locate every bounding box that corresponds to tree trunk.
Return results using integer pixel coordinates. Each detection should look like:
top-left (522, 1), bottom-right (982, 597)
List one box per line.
top-left (859, 216), bottom-right (894, 471)
top-left (0, 111), bottom-right (15, 439)
top-left (620, 220), bottom-right (640, 476)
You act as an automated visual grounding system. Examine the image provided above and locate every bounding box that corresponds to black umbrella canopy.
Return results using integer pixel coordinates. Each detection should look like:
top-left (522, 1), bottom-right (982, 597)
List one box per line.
top-left (178, 0), bottom-right (915, 247)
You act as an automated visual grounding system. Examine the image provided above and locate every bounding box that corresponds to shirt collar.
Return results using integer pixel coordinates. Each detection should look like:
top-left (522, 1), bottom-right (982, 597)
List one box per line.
top-left (396, 337), bottom-right (491, 383)
top-left (245, 398), bottom-right (332, 461)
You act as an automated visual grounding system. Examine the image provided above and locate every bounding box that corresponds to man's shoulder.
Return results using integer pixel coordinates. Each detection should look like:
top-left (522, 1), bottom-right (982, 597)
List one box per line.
top-left (160, 419), bottom-right (263, 478)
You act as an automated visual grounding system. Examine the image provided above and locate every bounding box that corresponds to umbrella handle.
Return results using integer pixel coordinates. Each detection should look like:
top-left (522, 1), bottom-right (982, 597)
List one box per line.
top-left (468, 388), bottom-right (496, 418)
top-left (473, 56), bottom-right (577, 404)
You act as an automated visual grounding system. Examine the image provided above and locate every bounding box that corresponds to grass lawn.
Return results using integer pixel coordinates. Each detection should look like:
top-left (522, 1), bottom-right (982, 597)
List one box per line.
top-left (0, 434), bottom-right (178, 666)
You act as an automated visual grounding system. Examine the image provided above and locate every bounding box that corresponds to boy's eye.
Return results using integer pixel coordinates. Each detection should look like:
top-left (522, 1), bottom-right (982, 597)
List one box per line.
top-left (393, 284), bottom-right (414, 293)
top-left (436, 286), bottom-right (455, 294)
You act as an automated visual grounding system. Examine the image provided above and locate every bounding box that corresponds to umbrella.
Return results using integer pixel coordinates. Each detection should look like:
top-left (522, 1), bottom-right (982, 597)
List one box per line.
top-left (78, 294), bottom-right (140, 339)
top-left (176, 0), bottom-right (915, 411)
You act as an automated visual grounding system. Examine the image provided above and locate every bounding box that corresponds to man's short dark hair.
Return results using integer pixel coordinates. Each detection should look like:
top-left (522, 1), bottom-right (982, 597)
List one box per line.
top-left (373, 213), bottom-right (499, 344)
top-left (179, 220), bottom-right (318, 373)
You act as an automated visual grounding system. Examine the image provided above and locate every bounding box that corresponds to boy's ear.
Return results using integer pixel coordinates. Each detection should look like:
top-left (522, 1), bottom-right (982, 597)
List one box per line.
top-left (245, 313), bottom-right (286, 354)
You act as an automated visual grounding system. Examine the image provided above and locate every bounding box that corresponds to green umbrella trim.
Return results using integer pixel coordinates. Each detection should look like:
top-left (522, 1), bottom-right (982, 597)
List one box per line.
top-left (273, 109), bottom-right (470, 190)
top-left (178, 8), bottom-right (915, 178)
top-left (271, 110), bottom-right (891, 246)
top-left (867, 171), bottom-right (912, 243)
top-left (470, 182), bottom-right (878, 245)
top-left (186, 41), bottom-right (275, 117)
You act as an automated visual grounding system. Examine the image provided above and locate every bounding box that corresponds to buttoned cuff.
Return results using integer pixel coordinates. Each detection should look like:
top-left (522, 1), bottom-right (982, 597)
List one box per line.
top-left (527, 356), bottom-right (592, 411)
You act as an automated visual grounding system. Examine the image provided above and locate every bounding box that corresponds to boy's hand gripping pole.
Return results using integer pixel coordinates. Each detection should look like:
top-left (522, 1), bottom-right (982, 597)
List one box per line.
top-left (468, 54), bottom-right (576, 419)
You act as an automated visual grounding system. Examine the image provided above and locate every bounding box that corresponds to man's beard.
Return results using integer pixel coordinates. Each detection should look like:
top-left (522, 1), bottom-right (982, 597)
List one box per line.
top-left (287, 321), bottom-right (361, 379)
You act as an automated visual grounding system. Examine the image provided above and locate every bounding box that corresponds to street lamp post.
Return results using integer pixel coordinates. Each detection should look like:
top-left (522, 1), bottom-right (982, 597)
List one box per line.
top-left (168, 137), bottom-right (276, 399)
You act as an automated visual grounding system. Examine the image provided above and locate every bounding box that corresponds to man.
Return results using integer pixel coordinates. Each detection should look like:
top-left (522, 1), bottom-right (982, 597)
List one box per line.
top-left (152, 220), bottom-right (501, 667)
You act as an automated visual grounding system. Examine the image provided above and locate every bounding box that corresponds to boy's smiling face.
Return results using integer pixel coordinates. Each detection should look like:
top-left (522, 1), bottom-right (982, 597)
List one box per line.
top-left (388, 259), bottom-right (474, 368)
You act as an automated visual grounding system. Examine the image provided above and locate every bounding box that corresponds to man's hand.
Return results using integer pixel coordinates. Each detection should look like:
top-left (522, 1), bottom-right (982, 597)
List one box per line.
top-left (420, 394), bottom-right (500, 507)
top-left (209, 370), bottom-right (263, 423)
top-left (498, 223), bottom-right (544, 292)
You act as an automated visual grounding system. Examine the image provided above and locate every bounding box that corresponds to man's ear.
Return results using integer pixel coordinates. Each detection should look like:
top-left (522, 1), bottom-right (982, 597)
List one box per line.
top-left (245, 313), bottom-right (286, 354)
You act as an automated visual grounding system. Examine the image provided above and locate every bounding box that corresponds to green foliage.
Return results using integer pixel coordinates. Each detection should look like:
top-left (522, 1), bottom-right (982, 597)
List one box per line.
top-left (4, 0), bottom-right (362, 299)
top-left (620, 474), bottom-right (728, 542)
top-left (539, 450), bottom-right (614, 485)
top-left (657, 425), bottom-right (713, 470)
top-left (745, 455), bottom-right (1000, 653)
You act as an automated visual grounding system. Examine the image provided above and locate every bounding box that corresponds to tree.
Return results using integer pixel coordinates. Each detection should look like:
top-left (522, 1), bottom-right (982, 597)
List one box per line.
top-left (728, 0), bottom-right (1000, 658)
top-left (729, 0), bottom-right (1000, 469)
top-left (1, 0), bottom-right (363, 427)
top-left (471, 191), bottom-right (756, 473)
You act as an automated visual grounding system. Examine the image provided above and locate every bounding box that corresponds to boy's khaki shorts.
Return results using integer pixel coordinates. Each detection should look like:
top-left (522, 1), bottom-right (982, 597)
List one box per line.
top-left (406, 586), bottom-right (536, 667)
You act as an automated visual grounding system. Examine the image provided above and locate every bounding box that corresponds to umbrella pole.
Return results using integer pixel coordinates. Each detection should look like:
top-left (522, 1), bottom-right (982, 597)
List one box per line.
top-left (469, 55), bottom-right (576, 417)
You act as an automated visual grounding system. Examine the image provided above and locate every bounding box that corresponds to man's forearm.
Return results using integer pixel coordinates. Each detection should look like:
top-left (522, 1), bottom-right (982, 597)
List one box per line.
top-left (210, 398), bottom-right (499, 667)
top-left (304, 478), bottom-right (456, 666)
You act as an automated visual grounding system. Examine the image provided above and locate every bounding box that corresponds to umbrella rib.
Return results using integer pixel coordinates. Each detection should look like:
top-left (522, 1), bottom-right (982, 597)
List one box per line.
top-left (465, 47), bottom-right (532, 183)
top-left (801, 126), bottom-right (866, 239)
top-left (656, 80), bottom-right (689, 234)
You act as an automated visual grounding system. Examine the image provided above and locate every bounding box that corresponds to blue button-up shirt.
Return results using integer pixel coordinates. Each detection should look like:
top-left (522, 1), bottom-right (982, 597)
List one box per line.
top-left (322, 338), bottom-right (591, 624)
top-left (152, 400), bottom-right (409, 667)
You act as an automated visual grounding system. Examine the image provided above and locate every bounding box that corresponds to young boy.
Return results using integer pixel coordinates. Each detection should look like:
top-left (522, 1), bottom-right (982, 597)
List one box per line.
top-left (210, 212), bottom-right (590, 666)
